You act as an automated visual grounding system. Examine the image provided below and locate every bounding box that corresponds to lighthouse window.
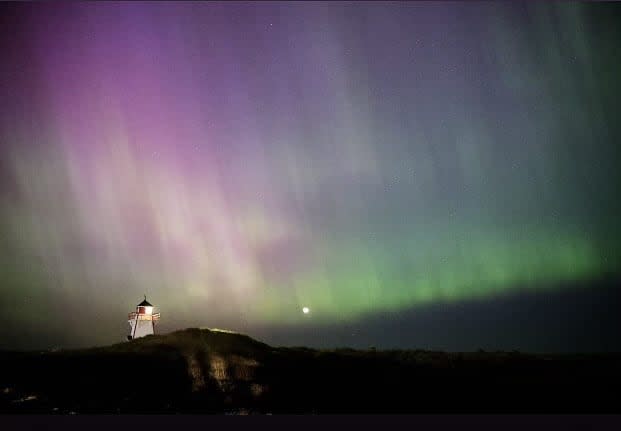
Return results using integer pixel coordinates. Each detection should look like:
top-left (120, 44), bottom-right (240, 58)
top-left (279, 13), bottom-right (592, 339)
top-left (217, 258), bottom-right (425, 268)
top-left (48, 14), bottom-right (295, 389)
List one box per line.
top-left (145, 306), bottom-right (153, 315)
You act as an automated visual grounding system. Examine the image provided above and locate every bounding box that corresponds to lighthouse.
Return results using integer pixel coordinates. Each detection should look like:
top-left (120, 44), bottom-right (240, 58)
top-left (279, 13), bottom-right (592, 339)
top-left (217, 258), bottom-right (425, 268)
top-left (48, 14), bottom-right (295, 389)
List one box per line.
top-left (127, 296), bottom-right (160, 340)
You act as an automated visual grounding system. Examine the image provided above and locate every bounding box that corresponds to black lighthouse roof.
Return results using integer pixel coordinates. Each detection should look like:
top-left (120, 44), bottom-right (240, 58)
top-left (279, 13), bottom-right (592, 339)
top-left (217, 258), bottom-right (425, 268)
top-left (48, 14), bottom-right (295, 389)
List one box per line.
top-left (138, 296), bottom-right (152, 307)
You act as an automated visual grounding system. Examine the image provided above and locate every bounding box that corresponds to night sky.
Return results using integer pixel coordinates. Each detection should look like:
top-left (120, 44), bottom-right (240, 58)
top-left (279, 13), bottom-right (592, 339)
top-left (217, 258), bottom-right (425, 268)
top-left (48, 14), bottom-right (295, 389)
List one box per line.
top-left (1, 2), bottom-right (620, 352)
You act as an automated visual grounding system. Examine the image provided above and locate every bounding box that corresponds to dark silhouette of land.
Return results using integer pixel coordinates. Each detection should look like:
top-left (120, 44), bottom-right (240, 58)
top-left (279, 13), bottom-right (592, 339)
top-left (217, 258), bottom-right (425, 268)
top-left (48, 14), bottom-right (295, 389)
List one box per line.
top-left (1, 328), bottom-right (620, 414)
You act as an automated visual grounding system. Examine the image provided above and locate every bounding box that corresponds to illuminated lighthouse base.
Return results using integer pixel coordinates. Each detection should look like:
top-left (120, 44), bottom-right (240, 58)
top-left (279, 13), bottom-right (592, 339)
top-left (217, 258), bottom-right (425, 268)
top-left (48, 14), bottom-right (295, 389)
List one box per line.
top-left (128, 315), bottom-right (156, 339)
top-left (127, 297), bottom-right (160, 340)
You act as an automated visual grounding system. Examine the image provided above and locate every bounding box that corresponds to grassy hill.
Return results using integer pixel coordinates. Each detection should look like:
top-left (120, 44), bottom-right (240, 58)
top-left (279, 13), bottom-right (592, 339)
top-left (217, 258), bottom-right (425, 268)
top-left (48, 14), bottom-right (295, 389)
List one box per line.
top-left (1, 328), bottom-right (620, 413)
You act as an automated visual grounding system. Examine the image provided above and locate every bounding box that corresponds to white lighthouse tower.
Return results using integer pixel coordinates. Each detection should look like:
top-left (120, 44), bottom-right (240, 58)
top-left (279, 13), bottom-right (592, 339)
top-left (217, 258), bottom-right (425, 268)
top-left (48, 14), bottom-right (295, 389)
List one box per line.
top-left (127, 296), bottom-right (160, 340)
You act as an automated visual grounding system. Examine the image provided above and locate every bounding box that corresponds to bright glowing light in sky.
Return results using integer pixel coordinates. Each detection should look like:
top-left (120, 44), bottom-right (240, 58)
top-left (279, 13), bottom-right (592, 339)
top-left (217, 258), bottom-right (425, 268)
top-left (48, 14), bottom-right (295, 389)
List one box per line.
top-left (0, 2), bottom-right (619, 350)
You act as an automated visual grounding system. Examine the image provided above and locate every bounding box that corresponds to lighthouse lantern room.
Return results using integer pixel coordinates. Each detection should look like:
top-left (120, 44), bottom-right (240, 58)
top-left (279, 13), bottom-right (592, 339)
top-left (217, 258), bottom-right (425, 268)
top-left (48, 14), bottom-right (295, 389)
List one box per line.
top-left (127, 296), bottom-right (160, 340)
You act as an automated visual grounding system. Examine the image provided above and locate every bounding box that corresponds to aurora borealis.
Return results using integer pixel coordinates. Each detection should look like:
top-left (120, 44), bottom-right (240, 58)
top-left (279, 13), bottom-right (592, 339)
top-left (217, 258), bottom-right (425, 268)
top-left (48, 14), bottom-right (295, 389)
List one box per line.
top-left (1, 2), bottom-right (620, 351)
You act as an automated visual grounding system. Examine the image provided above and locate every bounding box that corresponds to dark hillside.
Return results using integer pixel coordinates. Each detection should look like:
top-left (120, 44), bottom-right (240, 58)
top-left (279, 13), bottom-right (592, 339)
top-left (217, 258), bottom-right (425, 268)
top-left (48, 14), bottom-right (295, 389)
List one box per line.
top-left (1, 329), bottom-right (620, 413)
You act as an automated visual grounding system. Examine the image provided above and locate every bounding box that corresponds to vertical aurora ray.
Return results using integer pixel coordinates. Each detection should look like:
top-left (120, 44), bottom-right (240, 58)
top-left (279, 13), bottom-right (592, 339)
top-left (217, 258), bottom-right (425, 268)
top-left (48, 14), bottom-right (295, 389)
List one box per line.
top-left (0, 2), bottom-right (619, 348)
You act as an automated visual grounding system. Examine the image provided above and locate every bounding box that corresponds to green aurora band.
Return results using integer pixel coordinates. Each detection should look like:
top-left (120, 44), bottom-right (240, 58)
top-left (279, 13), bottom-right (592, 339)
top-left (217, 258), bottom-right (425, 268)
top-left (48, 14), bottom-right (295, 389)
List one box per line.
top-left (0, 2), bottom-right (620, 347)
